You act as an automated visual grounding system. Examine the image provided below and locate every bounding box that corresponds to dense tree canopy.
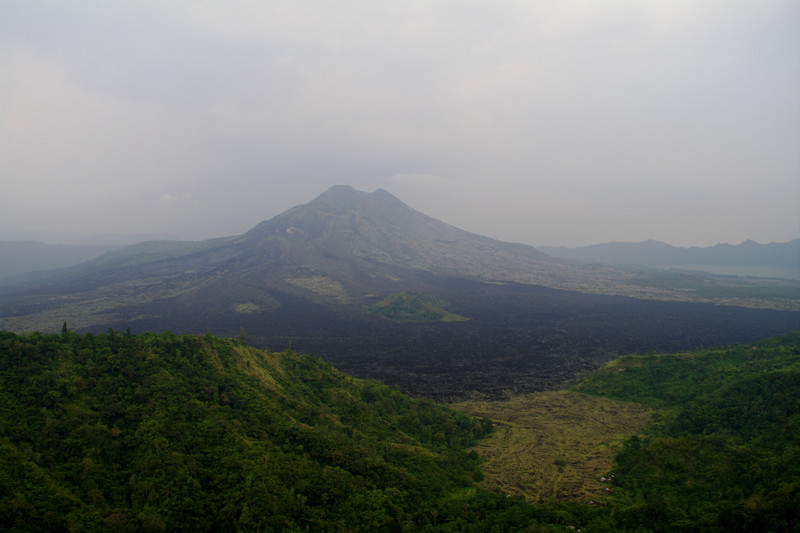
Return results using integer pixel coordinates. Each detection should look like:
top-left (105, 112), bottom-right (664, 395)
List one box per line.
top-left (2, 328), bottom-right (798, 531)
top-left (0, 329), bottom-right (521, 531)
top-left (575, 332), bottom-right (800, 532)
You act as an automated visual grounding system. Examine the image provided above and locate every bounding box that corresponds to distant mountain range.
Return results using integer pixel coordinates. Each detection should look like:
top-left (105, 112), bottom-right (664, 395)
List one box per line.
top-left (1, 186), bottom-right (797, 399)
top-left (0, 228), bottom-right (180, 246)
top-left (0, 241), bottom-right (125, 280)
top-left (540, 239), bottom-right (800, 279)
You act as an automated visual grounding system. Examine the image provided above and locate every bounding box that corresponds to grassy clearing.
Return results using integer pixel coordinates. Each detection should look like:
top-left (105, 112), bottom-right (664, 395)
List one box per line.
top-left (451, 390), bottom-right (651, 503)
top-left (285, 275), bottom-right (352, 303)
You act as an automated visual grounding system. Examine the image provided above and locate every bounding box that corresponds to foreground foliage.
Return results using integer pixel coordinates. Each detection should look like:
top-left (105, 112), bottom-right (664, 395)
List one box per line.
top-left (0, 329), bottom-right (547, 532)
top-left (2, 328), bottom-right (798, 532)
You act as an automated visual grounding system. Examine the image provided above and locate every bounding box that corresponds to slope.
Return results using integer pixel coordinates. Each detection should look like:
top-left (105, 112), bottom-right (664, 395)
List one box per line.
top-left (0, 329), bottom-right (499, 531)
top-left (573, 332), bottom-right (800, 531)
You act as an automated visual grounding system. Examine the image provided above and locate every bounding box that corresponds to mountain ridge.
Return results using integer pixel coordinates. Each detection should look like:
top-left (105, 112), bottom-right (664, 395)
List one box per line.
top-left (540, 238), bottom-right (800, 273)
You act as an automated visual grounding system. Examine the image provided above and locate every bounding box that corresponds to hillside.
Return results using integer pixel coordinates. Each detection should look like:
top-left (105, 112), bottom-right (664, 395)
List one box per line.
top-left (577, 332), bottom-right (800, 530)
top-left (3, 329), bottom-right (797, 531)
top-left (0, 329), bottom-right (515, 532)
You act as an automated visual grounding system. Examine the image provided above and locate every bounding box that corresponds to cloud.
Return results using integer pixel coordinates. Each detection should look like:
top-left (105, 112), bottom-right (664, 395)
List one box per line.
top-left (158, 194), bottom-right (178, 204)
top-left (388, 173), bottom-right (454, 190)
top-left (0, 0), bottom-right (797, 246)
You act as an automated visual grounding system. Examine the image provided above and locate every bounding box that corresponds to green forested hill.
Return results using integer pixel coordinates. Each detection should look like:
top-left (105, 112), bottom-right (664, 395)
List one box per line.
top-left (3, 329), bottom-right (799, 532)
top-left (454, 334), bottom-right (800, 532)
top-left (574, 332), bottom-right (800, 532)
top-left (0, 329), bottom-right (538, 532)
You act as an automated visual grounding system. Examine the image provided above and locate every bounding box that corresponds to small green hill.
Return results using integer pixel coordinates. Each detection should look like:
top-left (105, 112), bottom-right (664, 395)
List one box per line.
top-left (0, 329), bottom-right (524, 532)
top-left (368, 292), bottom-right (468, 322)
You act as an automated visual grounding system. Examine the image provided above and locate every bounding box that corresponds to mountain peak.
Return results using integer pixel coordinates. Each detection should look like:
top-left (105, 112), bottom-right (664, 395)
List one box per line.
top-left (311, 185), bottom-right (404, 207)
top-left (313, 184), bottom-right (358, 201)
top-left (235, 183), bottom-right (546, 281)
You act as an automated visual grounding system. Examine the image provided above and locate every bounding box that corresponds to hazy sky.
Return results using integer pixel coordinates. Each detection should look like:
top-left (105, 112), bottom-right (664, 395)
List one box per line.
top-left (2, 1), bottom-right (798, 247)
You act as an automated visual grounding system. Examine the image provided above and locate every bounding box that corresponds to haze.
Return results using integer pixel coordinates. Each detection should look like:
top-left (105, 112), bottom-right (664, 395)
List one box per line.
top-left (2, 1), bottom-right (798, 248)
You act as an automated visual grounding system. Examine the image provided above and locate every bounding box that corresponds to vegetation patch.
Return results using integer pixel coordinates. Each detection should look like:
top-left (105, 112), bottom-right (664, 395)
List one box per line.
top-left (368, 291), bottom-right (468, 322)
top-left (451, 390), bottom-right (651, 502)
top-left (285, 275), bottom-right (352, 303)
top-left (233, 302), bottom-right (260, 313)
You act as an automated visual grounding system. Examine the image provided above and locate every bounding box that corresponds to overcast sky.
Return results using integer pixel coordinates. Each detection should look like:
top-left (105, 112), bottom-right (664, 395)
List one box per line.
top-left (2, 1), bottom-right (798, 248)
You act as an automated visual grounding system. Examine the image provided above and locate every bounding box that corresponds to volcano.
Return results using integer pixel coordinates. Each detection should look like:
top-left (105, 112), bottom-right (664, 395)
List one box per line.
top-left (1, 186), bottom-right (797, 399)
